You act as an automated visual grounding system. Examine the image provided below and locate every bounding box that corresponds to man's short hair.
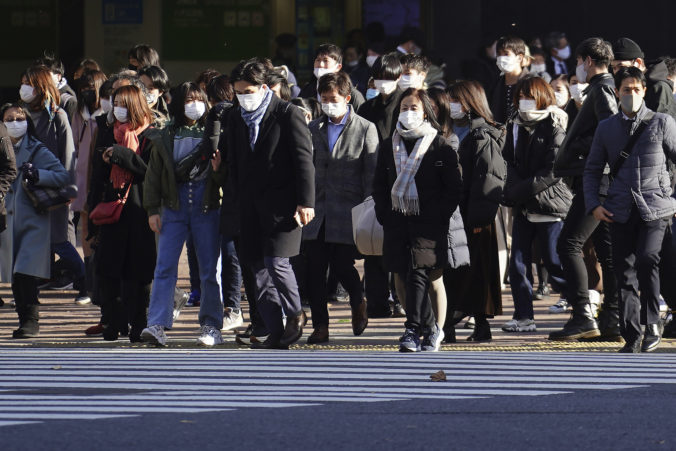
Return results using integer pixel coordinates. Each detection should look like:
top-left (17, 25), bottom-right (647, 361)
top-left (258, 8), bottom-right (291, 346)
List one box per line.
top-left (663, 57), bottom-right (676, 78)
top-left (231, 58), bottom-right (268, 86)
top-left (576, 37), bottom-right (614, 68)
top-left (614, 66), bottom-right (646, 89)
top-left (371, 52), bottom-right (402, 80)
top-left (544, 31), bottom-right (566, 51)
top-left (34, 53), bottom-right (64, 75)
top-left (317, 71), bottom-right (352, 98)
top-left (315, 43), bottom-right (343, 65)
top-left (400, 54), bottom-right (431, 73)
top-left (496, 36), bottom-right (526, 56)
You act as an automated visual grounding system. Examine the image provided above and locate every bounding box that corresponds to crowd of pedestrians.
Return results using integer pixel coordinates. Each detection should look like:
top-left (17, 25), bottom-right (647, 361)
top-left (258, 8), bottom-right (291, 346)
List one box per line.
top-left (2, 26), bottom-right (676, 354)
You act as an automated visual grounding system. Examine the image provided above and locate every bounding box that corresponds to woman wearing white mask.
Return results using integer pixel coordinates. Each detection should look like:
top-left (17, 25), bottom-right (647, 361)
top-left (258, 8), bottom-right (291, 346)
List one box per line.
top-left (92, 85), bottom-right (157, 342)
top-left (0, 104), bottom-right (66, 338)
top-left (373, 88), bottom-right (463, 352)
top-left (71, 70), bottom-right (107, 305)
top-left (501, 77), bottom-right (573, 334)
top-left (138, 66), bottom-right (171, 129)
top-left (142, 82), bottom-right (224, 347)
top-left (489, 36), bottom-right (532, 124)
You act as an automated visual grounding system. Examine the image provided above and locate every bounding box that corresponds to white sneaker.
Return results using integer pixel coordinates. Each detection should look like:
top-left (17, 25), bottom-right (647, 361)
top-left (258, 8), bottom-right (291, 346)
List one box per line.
top-left (74, 295), bottom-right (91, 305)
top-left (173, 290), bottom-right (190, 320)
top-left (141, 324), bottom-right (167, 346)
top-left (548, 298), bottom-right (570, 314)
top-left (659, 296), bottom-right (668, 313)
top-left (502, 318), bottom-right (536, 332)
top-left (588, 290), bottom-right (601, 318)
top-left (222, 307), bottom-right (243, 331)
top-left (197, 325), bottom-right (224, 346)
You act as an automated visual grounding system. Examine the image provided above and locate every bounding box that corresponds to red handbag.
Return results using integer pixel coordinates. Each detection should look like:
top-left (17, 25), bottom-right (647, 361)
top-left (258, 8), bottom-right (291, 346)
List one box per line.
top-left (89, 183), bottom-right (131, 225)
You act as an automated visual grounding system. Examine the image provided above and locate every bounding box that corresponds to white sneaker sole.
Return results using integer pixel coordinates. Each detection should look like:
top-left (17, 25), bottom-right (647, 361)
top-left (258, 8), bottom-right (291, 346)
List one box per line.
top-left (197, 337), bottom-right (224, 346)
top-left (548, 306), bottom-right (568, 314)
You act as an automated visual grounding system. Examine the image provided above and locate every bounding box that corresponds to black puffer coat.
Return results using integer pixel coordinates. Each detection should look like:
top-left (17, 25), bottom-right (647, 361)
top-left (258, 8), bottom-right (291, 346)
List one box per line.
top-left (457, 117), bottom-right (507, 228)
top-left (503, 115), bottom-right (573, 218)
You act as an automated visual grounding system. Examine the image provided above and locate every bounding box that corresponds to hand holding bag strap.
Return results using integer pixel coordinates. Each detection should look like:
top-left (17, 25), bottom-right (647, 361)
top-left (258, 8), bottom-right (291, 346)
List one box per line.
top-left (610, 111), bottom-right (655, 179)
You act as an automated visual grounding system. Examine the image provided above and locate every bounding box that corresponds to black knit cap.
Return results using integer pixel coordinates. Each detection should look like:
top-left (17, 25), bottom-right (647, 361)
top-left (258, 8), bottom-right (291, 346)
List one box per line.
top-left (612, 37), bottom-right (644, 60)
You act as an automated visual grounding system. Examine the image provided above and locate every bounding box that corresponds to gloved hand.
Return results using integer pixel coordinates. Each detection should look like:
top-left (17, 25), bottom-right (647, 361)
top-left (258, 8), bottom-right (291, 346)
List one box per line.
top-left (21, 162), bottom-right (39, 185)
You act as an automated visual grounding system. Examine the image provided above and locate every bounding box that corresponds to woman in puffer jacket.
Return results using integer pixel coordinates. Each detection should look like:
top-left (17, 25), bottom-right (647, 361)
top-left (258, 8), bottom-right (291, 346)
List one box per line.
top-left (501, 76), bottom-right (572, 334)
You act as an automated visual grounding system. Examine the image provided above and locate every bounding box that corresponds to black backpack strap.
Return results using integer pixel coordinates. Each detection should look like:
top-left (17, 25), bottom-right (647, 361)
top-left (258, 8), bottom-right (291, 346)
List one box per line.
top-left (611, 111), bottom-right (655, 179)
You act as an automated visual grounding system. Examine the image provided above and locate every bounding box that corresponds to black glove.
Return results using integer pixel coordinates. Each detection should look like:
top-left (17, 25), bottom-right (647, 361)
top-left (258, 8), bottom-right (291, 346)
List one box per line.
top-left (21, 162), bottom-right (39, 185)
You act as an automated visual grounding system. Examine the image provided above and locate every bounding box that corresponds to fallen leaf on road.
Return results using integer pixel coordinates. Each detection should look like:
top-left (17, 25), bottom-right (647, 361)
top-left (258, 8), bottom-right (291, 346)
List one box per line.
top-left (51, 365), bottom-right (62, 370)
top-left (430, 370), bottom-right (446, 382)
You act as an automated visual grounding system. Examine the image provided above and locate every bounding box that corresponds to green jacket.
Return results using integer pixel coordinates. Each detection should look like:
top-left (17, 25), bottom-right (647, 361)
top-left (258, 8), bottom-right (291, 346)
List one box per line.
top-left (143, 123), bottom-right (221, 217)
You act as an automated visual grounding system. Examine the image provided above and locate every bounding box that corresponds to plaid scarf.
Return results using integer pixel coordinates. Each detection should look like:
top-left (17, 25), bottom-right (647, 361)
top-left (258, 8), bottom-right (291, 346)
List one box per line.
top-left (240, 86), bottom-right (273, 150)
top-left (391, 120), bottom-right (438, 215)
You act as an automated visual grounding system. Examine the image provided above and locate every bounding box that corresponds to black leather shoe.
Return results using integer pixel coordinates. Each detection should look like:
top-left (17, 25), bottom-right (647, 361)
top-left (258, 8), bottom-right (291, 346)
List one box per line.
top-left (251, 333), bottom-right (288, 350)
top-left (641, 324), bottom-right (663, 353)
top-left (467, 320), bottom-right (492, 342)
top-left (618, 340), bottom-right (641, 353)
top-left (279, 311), bottom-right (306, 347)
top-left (443, 325), bottom-right (456, 343)
top-left (307, 325), bottom-right (329, 344)
top-left (351, 300), bottom-right (368, 336)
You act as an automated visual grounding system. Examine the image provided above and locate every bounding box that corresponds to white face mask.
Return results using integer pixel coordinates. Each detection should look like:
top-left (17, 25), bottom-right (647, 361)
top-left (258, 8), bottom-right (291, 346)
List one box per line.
top-left (450, 102), bottom-right (465, 120)
top-left (496, 55), bottom-right (518, 73)
top-left (4, 120), bottom-right (27, 139)
top-left (575, 62), bottom-right (588, 83)
top-left (184, 101), bottom-right (206, 121)
top-left (146, 91), bottom-right (158, 106)
top-left (620, 93), bottom-right (643, 114)
top-left (530, 63), bottom-right (546, 73)
top-left (519, 99), bottom-right (537, 113)
top-left (366, 55), bottom-right (379, 67)
top-left (321, 102), bottom-right (347, 119)
top-left (51, 73), bottom-right (61, 87)
top-left (374, 79), bottom-right (398, 95)
top-left (554, 91), bottom-right (569, 108)
top-left (556, 45), bottom-right (571, 60)
top-left (366, 88), bottom-right (379, 100)
top-left (114, 106), bottom-right (128, 123)
top-left (313, 67), bottom-right (335, 80)
top-left (100, 97), bottom-right (113, 113)
top-left (569, 83), bottom-right (588, 103)
top-left (398, 74), bottom-right (423, 90)
top-left (19, 84), bottom-right (36, 103)
top-left (346, 60), bottom-right (359, 68)
top-left (237, 86), bottom-right (266, 112)
top-left (398, 110), bottom-right (424, 130)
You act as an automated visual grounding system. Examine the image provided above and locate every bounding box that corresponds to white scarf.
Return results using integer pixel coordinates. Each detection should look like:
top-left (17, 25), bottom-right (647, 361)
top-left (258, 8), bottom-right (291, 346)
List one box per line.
top-left (516, 105), bottom-right (569, 131)
top-left (391, 120), bottom-right (438, 215)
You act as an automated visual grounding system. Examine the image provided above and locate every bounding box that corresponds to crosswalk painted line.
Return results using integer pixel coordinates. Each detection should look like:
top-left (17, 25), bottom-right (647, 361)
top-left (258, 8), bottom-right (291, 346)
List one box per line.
top-left (0, 349), bottom-right (675, 428)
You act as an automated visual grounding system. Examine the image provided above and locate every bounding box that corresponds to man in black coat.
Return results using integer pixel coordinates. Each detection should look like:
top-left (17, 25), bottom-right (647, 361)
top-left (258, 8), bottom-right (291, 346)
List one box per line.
top-left (550, 37), bottom-right (619, 342)
top-left (221, 59), bottom-right (315, 349)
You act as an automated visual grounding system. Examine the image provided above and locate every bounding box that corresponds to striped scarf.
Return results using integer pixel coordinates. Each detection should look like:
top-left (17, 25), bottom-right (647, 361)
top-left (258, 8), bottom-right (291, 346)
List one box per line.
top-left (391, 120), bottom-right (438, 215)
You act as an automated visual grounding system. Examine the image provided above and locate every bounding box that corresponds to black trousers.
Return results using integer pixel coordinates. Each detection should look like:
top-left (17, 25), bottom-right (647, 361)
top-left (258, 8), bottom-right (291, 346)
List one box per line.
top-left (659, 220), bottom-right (676, 309)
top-left (401, 266), bottom-right (435, 334)
top-left (304, 226), bottom-right (363, 328)
top-left (364, 256), bottom-right (391, 315)
top-left (610, 207), bottom-right (667, 342)
top-left (557, 189), bottom-right (617, 308)
top-left (99, 276), bottom-right (150, 333)
top-left (12, 273), bottom-right (39, 308)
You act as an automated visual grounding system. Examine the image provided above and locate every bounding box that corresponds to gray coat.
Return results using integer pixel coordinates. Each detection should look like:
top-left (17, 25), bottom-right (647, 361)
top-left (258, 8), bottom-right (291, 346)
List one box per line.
top-left (447, 206), bottom-right (470, 269)
top-left (303, 108), bottom-right (379, 245)
top-left (584, 104), bottom-right (676, 224)
top-left (29, 107), bottom-right (77, 244)
top-left (0, 135), bottom-right (69, 281)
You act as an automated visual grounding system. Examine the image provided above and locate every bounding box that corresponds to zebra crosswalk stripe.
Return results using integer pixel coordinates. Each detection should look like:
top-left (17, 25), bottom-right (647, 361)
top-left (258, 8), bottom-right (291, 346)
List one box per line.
top-left (0, 349), bottom-right (675, 428)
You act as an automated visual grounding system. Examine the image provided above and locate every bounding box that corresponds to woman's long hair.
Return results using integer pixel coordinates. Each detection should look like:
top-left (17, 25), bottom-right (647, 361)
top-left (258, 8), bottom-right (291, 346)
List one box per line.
top-left (112, 85), bottom-right (153, 130)
top-left (22, 65), bottom-right (60, 112)
top-left (447, 80), bottom-right (497, 126)
top-left (169, 82), bottom-right (210, 128)
top-left (398, 88), bottom-right (442, 132)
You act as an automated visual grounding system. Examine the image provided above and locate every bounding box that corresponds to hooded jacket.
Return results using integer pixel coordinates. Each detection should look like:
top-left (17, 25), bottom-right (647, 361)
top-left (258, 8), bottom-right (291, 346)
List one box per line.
top-left (645, 59), bottom-right (676, 121)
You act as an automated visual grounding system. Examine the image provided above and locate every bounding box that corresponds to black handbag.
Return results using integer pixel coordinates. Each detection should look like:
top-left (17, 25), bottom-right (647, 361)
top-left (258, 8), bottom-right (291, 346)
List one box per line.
top-left (174, 142), bottom-right (211, 183)
top-left (22, 147), bottom-right (70, 214)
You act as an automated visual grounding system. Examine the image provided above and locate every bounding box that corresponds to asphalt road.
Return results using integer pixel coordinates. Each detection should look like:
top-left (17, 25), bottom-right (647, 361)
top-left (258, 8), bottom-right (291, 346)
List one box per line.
top-left (0, 349), bottom-right (674, 450)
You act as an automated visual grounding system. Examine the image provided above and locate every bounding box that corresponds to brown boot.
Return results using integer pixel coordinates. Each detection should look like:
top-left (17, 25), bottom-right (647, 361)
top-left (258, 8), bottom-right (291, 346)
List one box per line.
top-left (351, 299), bottom-right (368, 336)
top-left (307, 325), bottom-right (329, 344)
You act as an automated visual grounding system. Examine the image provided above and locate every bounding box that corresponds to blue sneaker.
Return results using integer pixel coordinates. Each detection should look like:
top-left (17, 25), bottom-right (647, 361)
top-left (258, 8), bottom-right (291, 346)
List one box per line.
top-left (187, 289), bottom-right (201, 307)
top-left (421, 324), bottom-right (445, 352)
top-left (399, 328), bottom-right (421, 352)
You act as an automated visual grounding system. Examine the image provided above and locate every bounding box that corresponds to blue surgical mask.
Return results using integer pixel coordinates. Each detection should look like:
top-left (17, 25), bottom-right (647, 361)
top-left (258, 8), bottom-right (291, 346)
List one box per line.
top-left (366, 88), bottom-right (379, 100)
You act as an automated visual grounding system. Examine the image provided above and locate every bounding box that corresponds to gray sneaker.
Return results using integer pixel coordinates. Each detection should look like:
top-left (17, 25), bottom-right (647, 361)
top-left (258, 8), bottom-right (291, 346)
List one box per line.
top-left (141, 324), bottom-right (167, 346)
top-left (222, 307), bottom-right (243, 331)
top-left (173, 290), bottom-right (190, 320)
top-left (74, 295), bottom-right (91, 305)
top-left (421, 324), bottom-right (445, 352)
top-left (197, 325), bottom-right (224, 346)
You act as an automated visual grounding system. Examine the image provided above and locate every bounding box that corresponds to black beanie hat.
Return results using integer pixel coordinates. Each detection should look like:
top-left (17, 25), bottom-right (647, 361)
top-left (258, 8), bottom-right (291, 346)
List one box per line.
top-left (613, 37), bottom-right (644, 61)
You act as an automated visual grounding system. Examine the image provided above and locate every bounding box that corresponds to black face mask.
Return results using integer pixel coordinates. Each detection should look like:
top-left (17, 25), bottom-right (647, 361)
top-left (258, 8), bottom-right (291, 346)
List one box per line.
top-left (128, 64), bottom-right (137, 71)
top-left (81, 90), bottom-right (97, 109)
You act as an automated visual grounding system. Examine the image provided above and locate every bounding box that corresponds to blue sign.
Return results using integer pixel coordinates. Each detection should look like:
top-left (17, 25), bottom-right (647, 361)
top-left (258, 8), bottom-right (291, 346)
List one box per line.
top-left (102, 0), bottom-right (143, 25)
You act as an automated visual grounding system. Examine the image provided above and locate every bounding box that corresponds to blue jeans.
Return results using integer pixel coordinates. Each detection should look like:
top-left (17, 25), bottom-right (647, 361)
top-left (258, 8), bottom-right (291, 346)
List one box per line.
top-left (52, 241), bottom-right (85, 281)
top-left (510, 212), bottom-right (567, 320)
top-left (221, 236), bottom-right (242, 310)
top-left (186, 235), bottom-right (201, 293)
top-left (147, 181), bottom-right (222, 329)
